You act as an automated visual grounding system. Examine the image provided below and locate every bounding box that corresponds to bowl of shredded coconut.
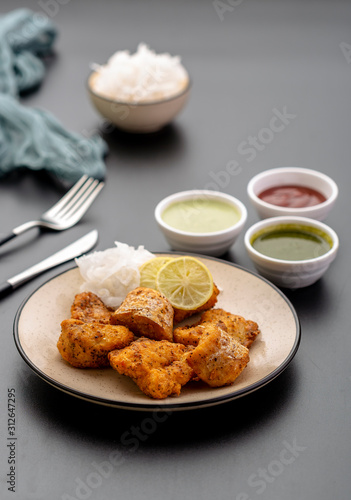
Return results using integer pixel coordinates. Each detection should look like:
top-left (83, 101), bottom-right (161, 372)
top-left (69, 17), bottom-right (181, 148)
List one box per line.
top-left (87, 43), bottom-right (191, 133)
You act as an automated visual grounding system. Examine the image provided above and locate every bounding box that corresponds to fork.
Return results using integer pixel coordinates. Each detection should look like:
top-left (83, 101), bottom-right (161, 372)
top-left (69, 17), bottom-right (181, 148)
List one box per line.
top-left (0, 175), bottom-right (104, 247)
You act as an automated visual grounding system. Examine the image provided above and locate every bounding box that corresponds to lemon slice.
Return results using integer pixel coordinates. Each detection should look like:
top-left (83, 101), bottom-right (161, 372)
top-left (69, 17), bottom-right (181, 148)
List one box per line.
top-left (139, 256), bottom-right (174, 289)
top-left (156, 256), bottom-right (213, 310)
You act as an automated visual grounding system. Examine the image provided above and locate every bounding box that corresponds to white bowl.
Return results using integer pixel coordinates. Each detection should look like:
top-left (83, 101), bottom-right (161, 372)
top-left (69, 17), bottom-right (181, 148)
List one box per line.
top-left (87, 72), bottom-right (191, 133)
top-left (155, 190), bottom-right (247, 256)
top-left (247, 167), bottom-right (338, 221)
top-left (244, 216), bottom-right (339, 289)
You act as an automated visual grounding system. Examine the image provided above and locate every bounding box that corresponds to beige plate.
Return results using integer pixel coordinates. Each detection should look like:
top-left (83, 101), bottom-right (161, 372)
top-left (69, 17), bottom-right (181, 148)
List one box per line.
top-left (14, 254), bottom-right (300, 412)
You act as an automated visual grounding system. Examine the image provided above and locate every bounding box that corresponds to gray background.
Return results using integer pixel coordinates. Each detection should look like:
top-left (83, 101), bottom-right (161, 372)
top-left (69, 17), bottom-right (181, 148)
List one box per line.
top-left (0, 1), bottom-right (350, 499)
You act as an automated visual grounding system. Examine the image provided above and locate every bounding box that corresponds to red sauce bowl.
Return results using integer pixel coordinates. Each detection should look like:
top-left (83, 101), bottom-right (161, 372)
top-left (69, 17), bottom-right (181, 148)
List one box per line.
top-left (247, 167), bottom-right (338, 221)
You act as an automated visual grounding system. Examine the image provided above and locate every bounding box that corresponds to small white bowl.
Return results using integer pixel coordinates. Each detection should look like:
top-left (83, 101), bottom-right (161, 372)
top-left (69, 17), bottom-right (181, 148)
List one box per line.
top-left (247, 167), bottom-right (338, 221)
top-left (244, 216), bottom-right (339, 289)
top-left (155, 190), bottom-right (247, 256)
top-left (87, 72), bottom-right (191, 133)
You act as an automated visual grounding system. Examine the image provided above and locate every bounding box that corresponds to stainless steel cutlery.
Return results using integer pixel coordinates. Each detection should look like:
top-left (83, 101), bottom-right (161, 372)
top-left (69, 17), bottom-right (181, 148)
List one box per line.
top-left (0, 175), bottom-right (104, 246)
top-left (0, 229), bottom-right (98, 297)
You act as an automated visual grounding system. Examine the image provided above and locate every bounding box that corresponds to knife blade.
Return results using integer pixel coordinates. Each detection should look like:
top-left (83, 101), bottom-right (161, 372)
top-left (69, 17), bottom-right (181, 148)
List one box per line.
top-left (0, 229), bottom-right (98, 298)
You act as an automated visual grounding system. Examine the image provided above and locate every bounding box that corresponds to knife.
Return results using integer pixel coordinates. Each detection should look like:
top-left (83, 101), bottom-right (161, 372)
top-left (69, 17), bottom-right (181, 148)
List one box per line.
top-left (0, 229), bottom-right (98, 298)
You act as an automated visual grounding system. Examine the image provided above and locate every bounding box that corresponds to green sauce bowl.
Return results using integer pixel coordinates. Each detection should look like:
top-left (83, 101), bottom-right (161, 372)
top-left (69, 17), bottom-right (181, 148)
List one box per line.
top-left (244, 216), bottom-right (339, 289)
top-left (155, 190), bottom-right (247, 256)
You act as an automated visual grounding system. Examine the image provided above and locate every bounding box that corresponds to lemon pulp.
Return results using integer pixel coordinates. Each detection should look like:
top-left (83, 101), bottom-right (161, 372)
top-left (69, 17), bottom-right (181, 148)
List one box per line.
top-left (155, 256), bottom-right (213, 310)
top-left (139, 256), bottom-right (174, 289)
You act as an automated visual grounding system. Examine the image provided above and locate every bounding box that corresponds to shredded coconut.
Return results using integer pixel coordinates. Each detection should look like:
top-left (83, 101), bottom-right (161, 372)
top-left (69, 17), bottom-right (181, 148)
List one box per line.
top-left (91, 43), bottom-right (189, 103)
top-left (75, 241), bottom-right (154, 308)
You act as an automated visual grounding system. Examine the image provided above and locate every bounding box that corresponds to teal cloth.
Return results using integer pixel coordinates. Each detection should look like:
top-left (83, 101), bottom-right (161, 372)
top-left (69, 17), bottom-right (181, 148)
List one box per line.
top-left (0, 9), bottom-right (107, 184)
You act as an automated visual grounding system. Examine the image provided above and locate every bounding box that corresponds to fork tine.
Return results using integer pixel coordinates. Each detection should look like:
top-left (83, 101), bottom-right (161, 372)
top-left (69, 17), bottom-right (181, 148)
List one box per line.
top-left (5, 176), bottom-right (104, 243)
top-left (53, 177), bottom-right (98, 218)
top-left (45, 175), bottom-right (90, 218)
top-left (59, 181), bottom-right (105, 222)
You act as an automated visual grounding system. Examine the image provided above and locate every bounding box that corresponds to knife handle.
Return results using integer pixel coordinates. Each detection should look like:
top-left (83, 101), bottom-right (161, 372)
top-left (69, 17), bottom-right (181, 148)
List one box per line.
top-left (0, 232), bottom-right (17, 247)
top-left (0, 282), bottom-right (13, 298)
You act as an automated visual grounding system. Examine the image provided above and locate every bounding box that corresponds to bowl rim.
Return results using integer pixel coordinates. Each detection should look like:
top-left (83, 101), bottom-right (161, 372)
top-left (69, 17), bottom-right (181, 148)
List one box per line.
top-left (87, 71), bottom-right (192, 107)
top-left (155, 189), bottom-right (248, 237)
top-left (244, 215), bottom-right (339, 265)
top-left (247, 166), bottom-right (339, 213)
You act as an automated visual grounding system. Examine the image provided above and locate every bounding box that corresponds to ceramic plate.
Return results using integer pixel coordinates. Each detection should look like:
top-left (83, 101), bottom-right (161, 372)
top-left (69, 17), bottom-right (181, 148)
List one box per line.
top-left (14, 254), bottom-right (300, 411)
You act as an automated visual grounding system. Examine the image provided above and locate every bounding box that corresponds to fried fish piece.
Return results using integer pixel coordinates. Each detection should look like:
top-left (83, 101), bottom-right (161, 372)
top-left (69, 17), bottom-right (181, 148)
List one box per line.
top-left (71, 292), bottom-right (113, 324)
top-left (173, 324), bottom-right (208, 347)
top-left (173, 308), bottom-right (260, 348)
top-left (198, 308), bottom-right (259, 348)
top-left (57, 319), bottom-right (134, 368)
top-left (109, 337), bottom-right (194, 399)
top-left (173, 283), bottom-right (220, 325)
top-left (186, 325), bottom-right (250, 387)
top-left (111, 287), bottom-right (174, 342)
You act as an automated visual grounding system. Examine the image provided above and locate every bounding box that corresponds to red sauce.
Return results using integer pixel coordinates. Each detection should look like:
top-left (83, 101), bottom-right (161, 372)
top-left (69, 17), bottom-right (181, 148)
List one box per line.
top-left (258, 185), bottom-right (326, 208)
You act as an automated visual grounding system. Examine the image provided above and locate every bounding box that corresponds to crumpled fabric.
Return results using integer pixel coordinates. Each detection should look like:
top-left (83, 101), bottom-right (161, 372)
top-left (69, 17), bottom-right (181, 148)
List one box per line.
top-left (0, 8), bottom-right (107, 184)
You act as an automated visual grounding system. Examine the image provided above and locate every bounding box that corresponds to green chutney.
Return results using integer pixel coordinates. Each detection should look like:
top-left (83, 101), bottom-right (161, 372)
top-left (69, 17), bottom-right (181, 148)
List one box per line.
top-left (251, 224), bottom-right (332, 261)
top-left (162, 198), bottom-right (240, 233)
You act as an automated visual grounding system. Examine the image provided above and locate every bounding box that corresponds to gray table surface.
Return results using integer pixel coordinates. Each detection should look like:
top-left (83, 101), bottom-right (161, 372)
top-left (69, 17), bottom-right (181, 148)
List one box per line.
top-left (1, 1), bottom-right (350, 499)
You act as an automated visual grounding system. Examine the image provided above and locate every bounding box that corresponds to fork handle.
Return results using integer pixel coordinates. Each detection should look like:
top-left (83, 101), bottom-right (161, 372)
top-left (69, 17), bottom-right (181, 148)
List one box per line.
top-left (0, 221), bottom-right (40, 247)
top-left (0, 232), bottom-right (17, 247)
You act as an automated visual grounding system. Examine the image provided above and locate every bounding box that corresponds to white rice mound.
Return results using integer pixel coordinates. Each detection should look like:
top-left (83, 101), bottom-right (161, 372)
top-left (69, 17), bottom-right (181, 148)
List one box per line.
top-left (76, 241), bottom-right (154, 308)
top-left (91, 43), bottom-right (189, 103)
